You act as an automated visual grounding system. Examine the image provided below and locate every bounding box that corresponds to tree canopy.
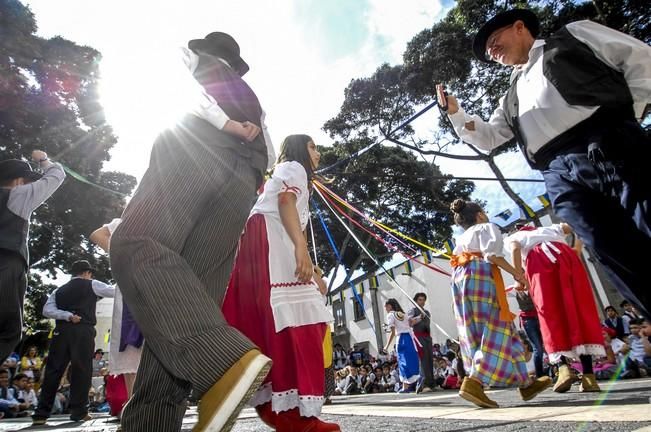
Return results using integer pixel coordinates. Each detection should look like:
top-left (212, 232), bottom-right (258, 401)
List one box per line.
top-left (1, 0), bottom-right (136, 334)
top-left (316, 0), bottom-right (649, 285)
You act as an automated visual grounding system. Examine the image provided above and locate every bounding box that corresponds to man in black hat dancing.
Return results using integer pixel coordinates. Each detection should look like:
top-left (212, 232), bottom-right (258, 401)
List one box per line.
top-left (109, 32), bottom-right (274, 432)
top-left (441, 9), bottom-right (651, 319)
top-left (32, 260), bottom-right (115, 425)
top-left (0, 150), bottom-right (65, 363)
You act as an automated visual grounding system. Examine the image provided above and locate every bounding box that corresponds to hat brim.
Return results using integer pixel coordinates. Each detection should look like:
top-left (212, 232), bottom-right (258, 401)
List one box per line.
top-left (188, 39), bottom-right (250, 76)
top-left (472, 9), bottom-right (540, 63)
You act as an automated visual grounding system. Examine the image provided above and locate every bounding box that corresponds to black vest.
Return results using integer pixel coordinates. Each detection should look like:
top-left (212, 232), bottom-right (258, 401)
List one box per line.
top-left (605, 317), bottom-right (626, 339)
top-left (515, 290), bottom-right (536, 312)
top-left (410, 307), bottom-right (431, 335)
top-left (503, 25), bottom-right (634, 169)
top-left (55, 278), bottom-right (98, 326)
top-left (0, 188), bottom-right (30, 266)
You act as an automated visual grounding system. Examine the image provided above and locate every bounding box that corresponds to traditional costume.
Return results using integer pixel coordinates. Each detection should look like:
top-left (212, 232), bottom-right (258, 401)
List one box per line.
top-left (450, 223), bottom-right (529, 388)
top-left (222, 160), bottom-right (333, 417)
top-left (386, 311), bottom-right (420, 388)
top-left (505, 224), bottom-right (605, 362)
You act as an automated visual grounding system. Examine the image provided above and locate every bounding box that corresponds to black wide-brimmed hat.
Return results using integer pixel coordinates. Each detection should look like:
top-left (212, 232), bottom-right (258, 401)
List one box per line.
top-left (188, 32), bottom-right (250, 76)
top-left (71, 260), bottom-right (96, 275)
top-left (0, 159), bottom-right (42, 182)
top-left (472, 9), bottom-right (540, 62)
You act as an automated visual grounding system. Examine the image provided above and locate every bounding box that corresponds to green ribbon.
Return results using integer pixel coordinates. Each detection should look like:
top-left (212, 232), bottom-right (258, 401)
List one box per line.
top-left (60, 164), bottom-right (129, 198)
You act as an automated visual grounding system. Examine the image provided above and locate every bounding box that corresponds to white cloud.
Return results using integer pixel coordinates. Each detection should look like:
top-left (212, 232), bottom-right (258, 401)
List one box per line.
top-left (365, 0), bottom-right (445, 62)
top-left (26, 0), bottom-right (445, 181)
top-left (25, 0), bottom-right (533, 216)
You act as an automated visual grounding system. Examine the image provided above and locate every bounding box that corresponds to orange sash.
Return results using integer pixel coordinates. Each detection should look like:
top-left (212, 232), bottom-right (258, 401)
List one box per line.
top-left (450, 252), bottom-right (515, 322)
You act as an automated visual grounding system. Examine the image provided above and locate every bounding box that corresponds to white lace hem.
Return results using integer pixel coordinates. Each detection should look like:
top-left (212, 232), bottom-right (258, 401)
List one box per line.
top-left (548, 344), bottom-right (606, 364)
top-left (249, 382), bottom-right (324, 417)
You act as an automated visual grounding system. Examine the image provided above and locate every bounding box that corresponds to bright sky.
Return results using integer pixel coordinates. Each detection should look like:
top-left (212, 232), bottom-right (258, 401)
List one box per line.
top-left (25, 0), bottom-right (545, 218)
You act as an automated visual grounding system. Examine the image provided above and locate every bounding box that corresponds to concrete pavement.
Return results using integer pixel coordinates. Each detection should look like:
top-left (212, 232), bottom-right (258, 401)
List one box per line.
top-left (1, 377), bottom-right (649, 431)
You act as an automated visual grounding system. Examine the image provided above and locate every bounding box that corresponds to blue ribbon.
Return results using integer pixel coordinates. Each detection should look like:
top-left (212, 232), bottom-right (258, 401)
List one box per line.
top-left (312, 198), bottom-right (376, 333)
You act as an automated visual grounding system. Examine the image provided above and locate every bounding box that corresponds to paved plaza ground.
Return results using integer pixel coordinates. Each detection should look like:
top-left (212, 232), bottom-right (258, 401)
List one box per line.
top-left (1, 377), bottom-right (650, 431)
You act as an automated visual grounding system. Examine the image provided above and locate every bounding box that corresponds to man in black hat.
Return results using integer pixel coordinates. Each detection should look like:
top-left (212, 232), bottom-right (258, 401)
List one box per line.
top-left (109, 32), bottom-right (273, 432)
top-left (441, 9), bottom-right (651, 321)
top-left (0, 150), bottom-right (65, 363)
top-left (32, 260), bottom-right (114, 425)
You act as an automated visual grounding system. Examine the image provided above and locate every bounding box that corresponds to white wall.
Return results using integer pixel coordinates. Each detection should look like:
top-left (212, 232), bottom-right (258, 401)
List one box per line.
top-left (337, 256), bottom-right (519, 356)
top-left (94, 298), bottom-right (113, 355)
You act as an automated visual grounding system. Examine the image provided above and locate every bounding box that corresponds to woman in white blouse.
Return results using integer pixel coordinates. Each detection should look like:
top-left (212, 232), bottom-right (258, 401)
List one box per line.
top-left (222, 135), bottom-right (337, 432)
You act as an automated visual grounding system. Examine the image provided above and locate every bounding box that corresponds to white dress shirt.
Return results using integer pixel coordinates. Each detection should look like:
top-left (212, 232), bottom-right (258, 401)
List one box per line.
top-left (449, 20), bottom-right (651, 159)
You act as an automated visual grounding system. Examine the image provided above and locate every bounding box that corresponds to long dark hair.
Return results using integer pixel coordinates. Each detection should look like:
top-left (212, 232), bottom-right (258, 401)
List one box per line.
top-left (385, 298), bottom-right (403, 313)
top-left (450, 198), bottom-right (484, 230)
top-left (276, 134), bottom-right (314, 181)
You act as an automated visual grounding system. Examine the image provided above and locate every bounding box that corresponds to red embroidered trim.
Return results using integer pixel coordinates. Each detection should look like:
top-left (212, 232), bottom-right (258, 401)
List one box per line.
top-left (271, 281), bottom-right (316, 287)
top-left (281, 181), bottom-right (301, 195)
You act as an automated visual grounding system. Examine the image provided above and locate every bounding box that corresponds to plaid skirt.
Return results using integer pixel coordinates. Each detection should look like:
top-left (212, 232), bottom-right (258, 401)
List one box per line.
top-left (452, 260), bottom-right (529, 387)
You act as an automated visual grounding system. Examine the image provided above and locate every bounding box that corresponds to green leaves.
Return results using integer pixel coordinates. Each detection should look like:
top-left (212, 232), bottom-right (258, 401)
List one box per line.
top-left (1, 0), bottom-right (136, 331)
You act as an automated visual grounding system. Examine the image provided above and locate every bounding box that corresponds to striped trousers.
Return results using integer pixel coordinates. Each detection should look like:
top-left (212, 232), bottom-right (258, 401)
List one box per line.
top-left (110, 116), bottom-right (261, 432)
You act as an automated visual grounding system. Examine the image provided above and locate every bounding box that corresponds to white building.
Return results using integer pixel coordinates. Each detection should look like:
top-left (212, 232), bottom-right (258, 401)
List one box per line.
top-left (327, 212), bottom-right (614, 357)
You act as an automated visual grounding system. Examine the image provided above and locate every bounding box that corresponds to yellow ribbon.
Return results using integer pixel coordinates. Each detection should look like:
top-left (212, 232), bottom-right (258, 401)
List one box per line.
top-left (313, 180), bottom-right (450, 258)
top-left (323, 326), bottom-right (333, 368)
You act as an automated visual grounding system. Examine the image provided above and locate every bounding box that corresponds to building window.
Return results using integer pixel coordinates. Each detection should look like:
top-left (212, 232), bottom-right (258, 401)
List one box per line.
top-left (352, 296), bottom-right (365, 322)
top-left (333, 300), bottom-right (345, 328)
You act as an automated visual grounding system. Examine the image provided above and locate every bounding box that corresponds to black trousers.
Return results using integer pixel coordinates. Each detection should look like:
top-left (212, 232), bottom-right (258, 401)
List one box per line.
top-left (542, 120), bottom-right (651, 319)
top-left (416, 335), bottom-right (435, 388)
top-left (34, 324), bottom-right (95, 419)
top-left (0, 250), bottom-right (27, 363)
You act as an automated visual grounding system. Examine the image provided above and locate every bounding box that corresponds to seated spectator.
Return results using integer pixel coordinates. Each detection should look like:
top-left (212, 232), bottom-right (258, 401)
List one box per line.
top-left (92, 350), bottom-right (107, 377)
top-left (349, 349), bottom-right (365, 368)
top-left (628, 318), bottom-right (651, 374)
top-left (333, 368), bottom-right (350, 395)
top-left (1, 354), bottom-right (19, 380)
top-left (0, 369), bottom-right (29, 418)
top-left (388, 363), bottom-right (401, 392)
top-left (20, 346), bottom-right (43, 383)
top-left (11, 373), bottom-right (36, 410)
top-left (436, 358), bottom-right (459, 389)
top-left (449, 343), bottom-right (466, 381)
top-left (379, 364), bottom-right (397, 393)
top-left (359, 366), bottom-right (375, 394)
top-left (340, 366), bottom-right (361, 395)
top-left (51, 365), bottom-right (72, 415)
top-left (432, 344), bottom-right (442, 358)
top-left (23, 378), bottom-right (38, 409)
top-left (603, 306), bottom-right (628, 340)
top-left (371, 367), bottom-right (384, 393)
top-left (572, 327), bottom-right (623, 380)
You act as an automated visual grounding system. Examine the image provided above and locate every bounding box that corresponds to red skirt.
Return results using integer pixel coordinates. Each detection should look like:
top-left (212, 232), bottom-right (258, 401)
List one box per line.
top-left (526, 242), bottom-right (605, 359)
top-left (222, 214), bottom-right (326, 416)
